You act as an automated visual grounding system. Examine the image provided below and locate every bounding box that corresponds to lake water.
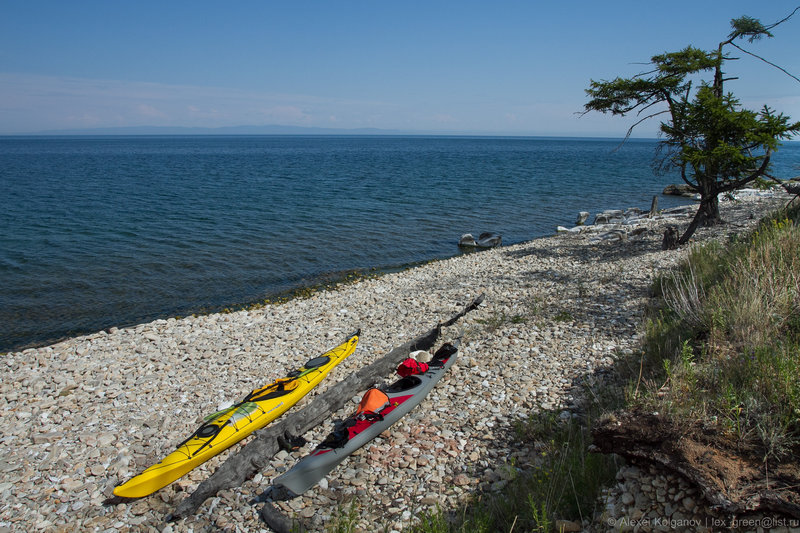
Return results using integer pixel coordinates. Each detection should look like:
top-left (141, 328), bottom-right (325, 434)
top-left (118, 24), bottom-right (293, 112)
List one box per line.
top-left (1, 135), bottom-right (798, 352)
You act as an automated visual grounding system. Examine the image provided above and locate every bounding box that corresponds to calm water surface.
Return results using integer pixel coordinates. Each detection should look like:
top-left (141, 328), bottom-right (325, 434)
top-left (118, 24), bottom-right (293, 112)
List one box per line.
top-left (1, 135), bottom-right (798, 351)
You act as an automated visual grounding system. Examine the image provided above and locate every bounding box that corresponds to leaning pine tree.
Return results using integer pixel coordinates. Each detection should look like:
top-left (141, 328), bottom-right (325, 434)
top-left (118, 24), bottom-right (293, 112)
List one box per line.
top-left (584, 9), bottom-right (800, 245)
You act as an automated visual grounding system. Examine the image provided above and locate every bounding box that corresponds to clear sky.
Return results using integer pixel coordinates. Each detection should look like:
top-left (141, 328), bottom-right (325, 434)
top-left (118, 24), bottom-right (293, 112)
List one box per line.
top-left (1, 1), bottom-right (799, 136)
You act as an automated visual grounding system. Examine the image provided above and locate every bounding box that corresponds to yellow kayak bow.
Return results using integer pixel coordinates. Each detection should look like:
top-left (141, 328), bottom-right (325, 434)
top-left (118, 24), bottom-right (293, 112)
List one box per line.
top-left (113, 330), bottom-right (359, 498)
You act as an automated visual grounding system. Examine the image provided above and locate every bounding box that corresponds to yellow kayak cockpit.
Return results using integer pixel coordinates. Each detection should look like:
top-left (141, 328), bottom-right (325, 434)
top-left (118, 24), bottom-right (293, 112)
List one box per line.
top-left (112, 330), bottom-right (359, 499)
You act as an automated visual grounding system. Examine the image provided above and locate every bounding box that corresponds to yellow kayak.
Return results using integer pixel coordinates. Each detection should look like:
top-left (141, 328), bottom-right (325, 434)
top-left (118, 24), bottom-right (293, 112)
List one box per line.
top-left (113, 330), bottom-right (360, 498)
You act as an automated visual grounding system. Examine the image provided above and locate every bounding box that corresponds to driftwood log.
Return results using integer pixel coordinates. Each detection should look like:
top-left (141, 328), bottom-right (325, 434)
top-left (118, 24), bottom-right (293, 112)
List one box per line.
top-left (260, 501), bottom-right (301, 533)
top-left (262, 337), bottom-right (463, 533)
top-left (167, 294), bottom-right (485, 521)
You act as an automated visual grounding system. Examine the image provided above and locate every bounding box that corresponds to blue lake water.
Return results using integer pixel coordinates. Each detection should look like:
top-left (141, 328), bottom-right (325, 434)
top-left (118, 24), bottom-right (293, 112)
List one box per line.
top-left (1, 135), bottom-right (798, 352)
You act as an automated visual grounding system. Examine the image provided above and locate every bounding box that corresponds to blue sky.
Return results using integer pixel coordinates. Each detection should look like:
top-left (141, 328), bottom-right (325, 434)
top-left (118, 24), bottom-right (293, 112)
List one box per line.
top-left (1, 1), bottom-right (798, 136)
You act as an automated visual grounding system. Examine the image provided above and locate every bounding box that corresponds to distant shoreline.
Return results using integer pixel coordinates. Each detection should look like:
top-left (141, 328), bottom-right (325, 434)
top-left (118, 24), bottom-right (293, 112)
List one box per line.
top-left (3, 125), bottom-right (662, 140)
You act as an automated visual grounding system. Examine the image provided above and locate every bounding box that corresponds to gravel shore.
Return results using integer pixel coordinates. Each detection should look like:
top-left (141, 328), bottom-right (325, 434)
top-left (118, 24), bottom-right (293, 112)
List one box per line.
top-left (1, 188), bottom-right (793, 533)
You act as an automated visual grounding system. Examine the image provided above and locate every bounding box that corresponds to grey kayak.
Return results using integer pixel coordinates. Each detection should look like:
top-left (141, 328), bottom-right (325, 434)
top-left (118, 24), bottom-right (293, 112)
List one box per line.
top-left (272, 342), bottom-right (458, 497)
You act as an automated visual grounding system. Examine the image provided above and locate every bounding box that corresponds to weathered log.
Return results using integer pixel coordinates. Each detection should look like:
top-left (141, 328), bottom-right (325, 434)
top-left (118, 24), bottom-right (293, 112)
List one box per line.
top-left (167, 294), bottom-right (484, 521)
top-left (260, 501), bottom-right (302, 533)
top-left (263, 337), bottom-right (462, 531)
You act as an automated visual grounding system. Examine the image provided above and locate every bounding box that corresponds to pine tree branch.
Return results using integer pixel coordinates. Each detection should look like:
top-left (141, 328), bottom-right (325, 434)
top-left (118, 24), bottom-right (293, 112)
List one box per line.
top-left (729, 42), bottom-right (800, 84)
top-left (624, 110), bottom-right (669, 139)
top-left (765, 6), bottom-right (800, 31)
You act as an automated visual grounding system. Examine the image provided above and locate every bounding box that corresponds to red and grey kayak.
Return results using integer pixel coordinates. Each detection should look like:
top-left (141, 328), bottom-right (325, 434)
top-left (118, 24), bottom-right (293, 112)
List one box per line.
top-left (272, 342), bottom-right (458, 496)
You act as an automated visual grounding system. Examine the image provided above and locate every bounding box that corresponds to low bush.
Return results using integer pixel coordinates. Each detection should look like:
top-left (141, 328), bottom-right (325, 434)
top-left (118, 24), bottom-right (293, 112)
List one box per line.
top-left (641, 204), bottom-right (800, 463)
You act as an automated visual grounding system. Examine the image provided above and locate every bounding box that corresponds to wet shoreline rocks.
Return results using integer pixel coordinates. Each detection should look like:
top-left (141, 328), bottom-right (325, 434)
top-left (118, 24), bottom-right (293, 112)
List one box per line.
top-left (662, 184), bottom-right (696, 197)
top-left (557, 187), bottom-right (789, 245)
top-left (0, 188), bottom-right (793, 532)
top-left (557, 204), bottom-right (697, 244)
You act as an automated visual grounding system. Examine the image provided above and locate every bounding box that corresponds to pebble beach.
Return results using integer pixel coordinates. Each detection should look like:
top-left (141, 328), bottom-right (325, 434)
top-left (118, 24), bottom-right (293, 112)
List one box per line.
top-left (1, 188), bottom-right (793, 533)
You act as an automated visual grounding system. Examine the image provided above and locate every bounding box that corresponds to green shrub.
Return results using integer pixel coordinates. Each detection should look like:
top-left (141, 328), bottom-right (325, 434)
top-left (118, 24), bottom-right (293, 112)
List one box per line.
top-left (642, 205), bottom-right (800, 463)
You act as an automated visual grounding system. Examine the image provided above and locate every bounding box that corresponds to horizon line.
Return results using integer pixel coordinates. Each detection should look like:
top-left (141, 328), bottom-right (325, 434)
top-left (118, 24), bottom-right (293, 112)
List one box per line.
top-left (5, 124), bottom-right (798, 143)
top-left (2, 122), bottom-right (659, 140)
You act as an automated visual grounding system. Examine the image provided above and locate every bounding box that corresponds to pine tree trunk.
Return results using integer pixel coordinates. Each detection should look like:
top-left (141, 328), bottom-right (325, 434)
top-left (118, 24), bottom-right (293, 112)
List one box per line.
top-left (699, 194), bottom-right (721, 226)
top-left (678, 192), bottom-right (722, 245)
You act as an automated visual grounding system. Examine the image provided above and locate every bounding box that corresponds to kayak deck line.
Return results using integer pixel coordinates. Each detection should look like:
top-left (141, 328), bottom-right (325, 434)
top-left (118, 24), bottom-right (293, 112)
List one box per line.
top-left (271, 341), bottom-right (458, 497)
top-left (111, 330), bottom-right (360, 499)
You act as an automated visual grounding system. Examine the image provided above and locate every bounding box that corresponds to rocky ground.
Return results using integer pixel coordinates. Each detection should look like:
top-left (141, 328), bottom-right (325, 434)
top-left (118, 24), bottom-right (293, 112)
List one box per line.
top-left (0, 188), bottom-right (793, 533)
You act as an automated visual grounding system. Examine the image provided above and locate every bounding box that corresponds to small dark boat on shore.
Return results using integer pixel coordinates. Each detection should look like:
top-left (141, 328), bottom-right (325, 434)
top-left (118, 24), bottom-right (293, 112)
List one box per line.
top-left (458, 232), bottom-right (502, 249)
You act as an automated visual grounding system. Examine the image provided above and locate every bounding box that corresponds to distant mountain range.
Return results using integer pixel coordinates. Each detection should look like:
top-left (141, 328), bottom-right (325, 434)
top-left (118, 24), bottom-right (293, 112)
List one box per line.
top-left (29, 124), bottom-right (427, 136)
top-left (16, 124), bottom-right (676, 140)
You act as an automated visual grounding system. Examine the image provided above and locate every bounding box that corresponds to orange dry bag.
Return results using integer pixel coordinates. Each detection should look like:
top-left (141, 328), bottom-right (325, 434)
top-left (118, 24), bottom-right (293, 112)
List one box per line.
top-left (356, 388), bottom-right (389, 415)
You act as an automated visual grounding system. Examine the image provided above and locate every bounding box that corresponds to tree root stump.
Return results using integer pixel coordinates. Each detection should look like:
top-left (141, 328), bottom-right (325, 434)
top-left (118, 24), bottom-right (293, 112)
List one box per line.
top-left (592, 411), bottom-right (800, 521)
